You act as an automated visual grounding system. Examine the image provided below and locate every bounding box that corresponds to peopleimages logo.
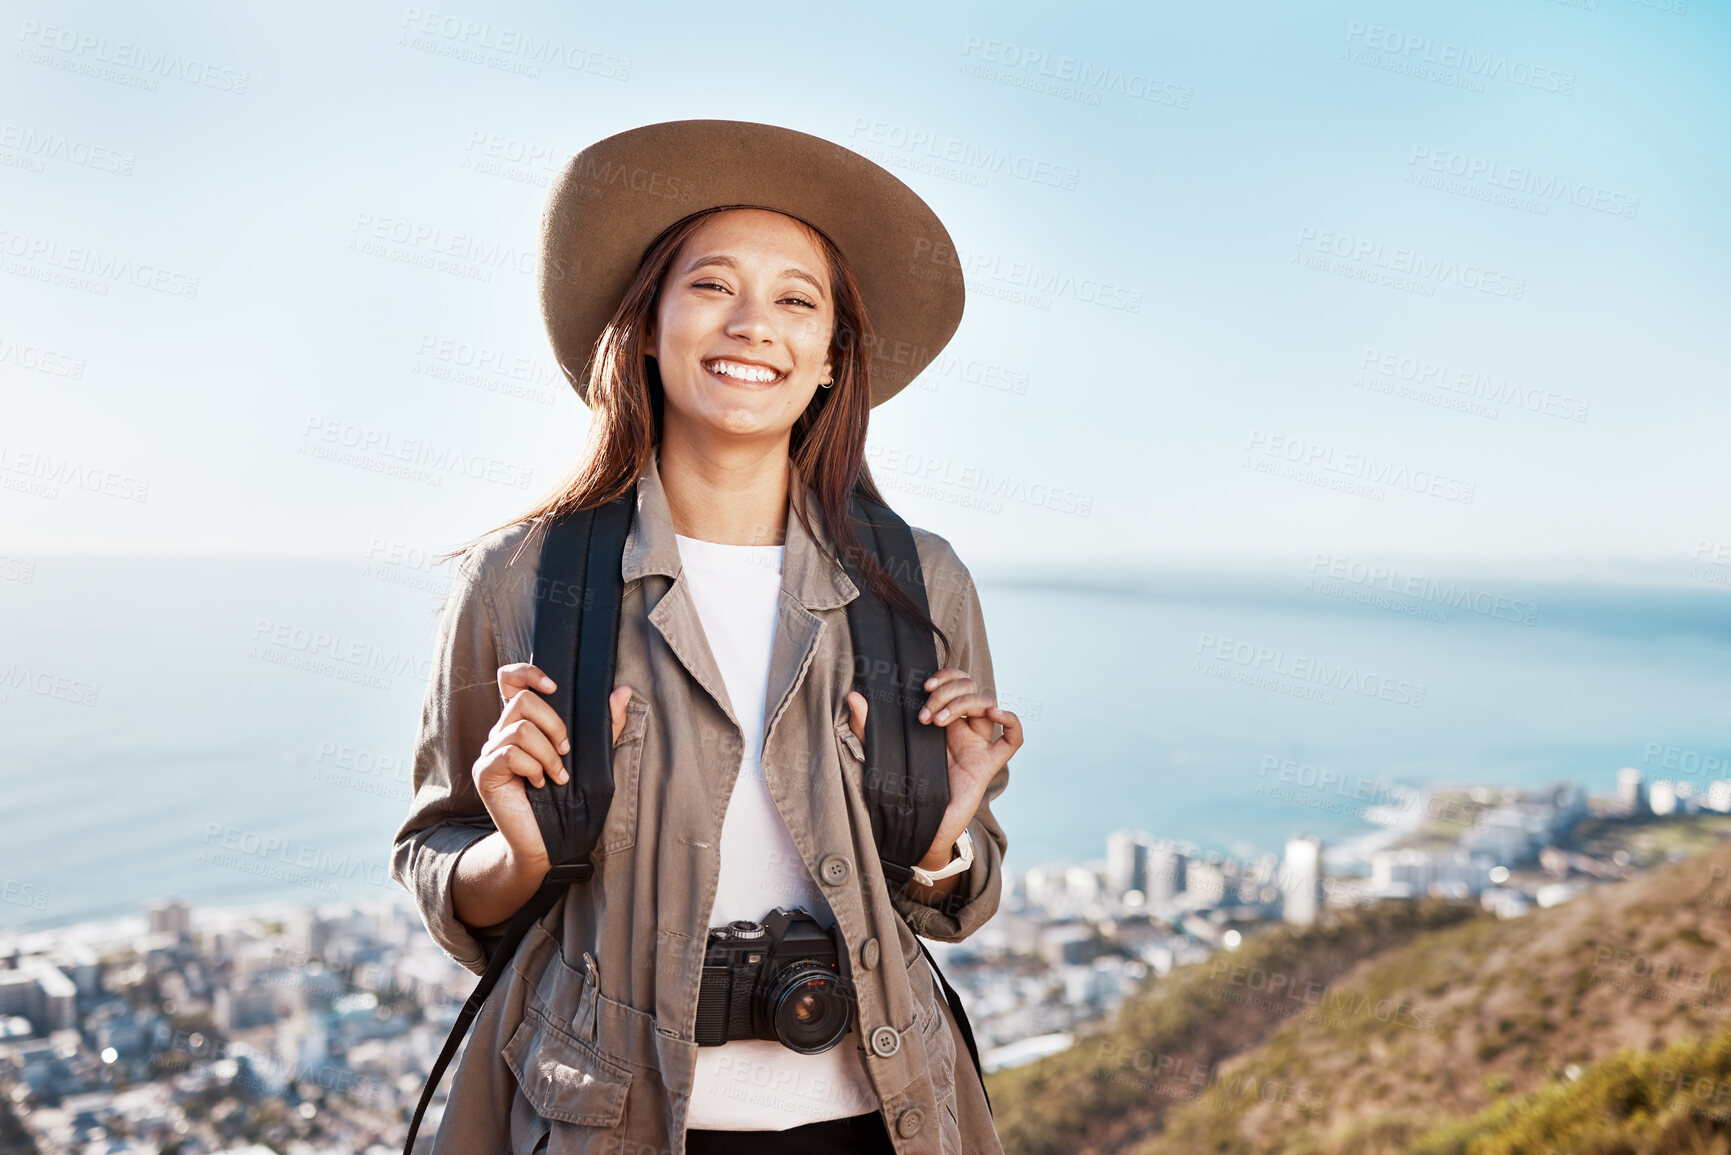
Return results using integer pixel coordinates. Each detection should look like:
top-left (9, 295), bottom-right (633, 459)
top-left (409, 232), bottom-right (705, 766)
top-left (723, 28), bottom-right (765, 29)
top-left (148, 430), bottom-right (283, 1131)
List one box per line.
top-left (248, 618), bottom-right (434, 688)
top-left (1407, 146), bottom-right (1639, 219)
top-left (0, 226), bottom-right (201, 298)
top-left (348, 212), bottom-right (535, 281)
top-left (1193, 632), bottom-right (1427, 709)
top-left (199, 823), bottom-right (392, 889)
top-left (1357, 348), bottom-right (1589, 423)
top-left (0, 123), bottom-right (136, 175)
top-left (866, 443), bottom-right (1094, 517)
top-left (397, 9), bottom-right (631, 81)
top-left (0, 334), bottom-right (87, 379)
top-left (909, 237), bottom-right (1143, 313)
top-left (1307, 553), bottom-right (1540, 627)
top-left (959, 35), bottom-right (1193, 109)
top-left (1243, 430), bottom-right (1477, 504)
top-left (1294, 227), bottom-right (1525, 300)
top-left (1343, 22), bottom-right (1576, 96)
top-left (848, 119), bottom-right (1081, 190)
top-left (0, 662), bottom-right (100, 707)
top-left (0, 443), bottom-right (150, 503)
top-left (15, 20), bottom-right (252, 94)
top-left (299, 416), bottom-right (535, 490)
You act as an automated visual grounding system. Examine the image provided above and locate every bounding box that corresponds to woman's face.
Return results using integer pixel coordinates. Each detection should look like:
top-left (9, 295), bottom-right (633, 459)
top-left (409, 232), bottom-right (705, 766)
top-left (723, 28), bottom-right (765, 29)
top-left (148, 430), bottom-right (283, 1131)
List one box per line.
top-left (646, 208), bottom-right (835, 447)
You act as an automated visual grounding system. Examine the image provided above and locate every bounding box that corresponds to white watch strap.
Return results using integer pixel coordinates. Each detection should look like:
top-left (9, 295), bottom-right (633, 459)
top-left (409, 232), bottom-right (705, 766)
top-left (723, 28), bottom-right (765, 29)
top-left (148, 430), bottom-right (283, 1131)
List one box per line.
top-left (911, 828), bottom-right (975, 886)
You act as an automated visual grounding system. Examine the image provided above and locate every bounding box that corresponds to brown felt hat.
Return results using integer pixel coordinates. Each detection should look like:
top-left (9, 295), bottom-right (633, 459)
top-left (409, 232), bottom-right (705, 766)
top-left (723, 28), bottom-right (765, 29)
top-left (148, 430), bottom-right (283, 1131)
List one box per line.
top-left (539, 119), bottom-right (966, 408)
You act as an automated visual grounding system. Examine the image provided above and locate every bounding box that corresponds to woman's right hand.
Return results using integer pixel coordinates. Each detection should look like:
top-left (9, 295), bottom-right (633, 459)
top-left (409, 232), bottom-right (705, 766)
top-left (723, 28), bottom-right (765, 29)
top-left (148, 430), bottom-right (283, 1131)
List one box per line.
top-left (473, 662), bottom-right (633, 871)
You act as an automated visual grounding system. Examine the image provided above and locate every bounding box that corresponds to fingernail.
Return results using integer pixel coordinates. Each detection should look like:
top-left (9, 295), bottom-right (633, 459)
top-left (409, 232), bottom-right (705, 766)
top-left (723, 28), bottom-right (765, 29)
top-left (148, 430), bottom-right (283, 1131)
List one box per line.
top-left (936, 709), bottom-right (950, 722)
top-left (557, 770), bottom-right (568, 784)
top-left (919, 709), bottom-right (930, 722)
top-left (559, 739), bottom-right (571, 754)
top-left (541, 678), bottom-right (556, 691)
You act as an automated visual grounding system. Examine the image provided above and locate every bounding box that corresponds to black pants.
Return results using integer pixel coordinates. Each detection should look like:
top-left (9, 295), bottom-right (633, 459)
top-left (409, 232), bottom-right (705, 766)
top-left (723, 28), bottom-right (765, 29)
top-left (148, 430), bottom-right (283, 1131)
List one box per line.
top-left (685, 1110), bottom-right (896, 1154)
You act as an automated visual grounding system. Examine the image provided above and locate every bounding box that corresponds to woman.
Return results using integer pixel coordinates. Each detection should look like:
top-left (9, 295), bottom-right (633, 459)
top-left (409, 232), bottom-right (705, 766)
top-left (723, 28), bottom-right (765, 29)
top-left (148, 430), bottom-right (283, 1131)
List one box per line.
top-left (392, 120), bottom-right (1021, 1155)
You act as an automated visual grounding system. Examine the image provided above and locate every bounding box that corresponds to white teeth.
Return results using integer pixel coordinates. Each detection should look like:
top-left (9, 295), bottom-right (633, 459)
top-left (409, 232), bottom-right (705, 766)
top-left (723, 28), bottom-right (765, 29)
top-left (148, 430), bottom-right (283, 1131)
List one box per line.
top-left (706, 359), bottom-right (781, 384)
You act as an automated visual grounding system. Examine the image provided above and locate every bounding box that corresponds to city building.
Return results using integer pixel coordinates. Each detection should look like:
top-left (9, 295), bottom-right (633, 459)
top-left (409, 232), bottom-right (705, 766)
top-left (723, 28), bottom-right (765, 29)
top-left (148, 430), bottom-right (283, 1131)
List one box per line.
top-left (1617, 767), bottom-right (1648, 817)
top-left (1650, 779), bottom-right (1700, 816)
top-left (1146, 841), bottom-right (1187, 910)
top-left (146, 898), bottom-right (192, 939)
top-left (1282, 835), bottom-right (1323, 925)
top-left (1105, 829), bottom-right (1150, 898)
top-left (1370, 846), bottom-right (1495, 899)
top-left (0, 957), bottom-right (77, 1035)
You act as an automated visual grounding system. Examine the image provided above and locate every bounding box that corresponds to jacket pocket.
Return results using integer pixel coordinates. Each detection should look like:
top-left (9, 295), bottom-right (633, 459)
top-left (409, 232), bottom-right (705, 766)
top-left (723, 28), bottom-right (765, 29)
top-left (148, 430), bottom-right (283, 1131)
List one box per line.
top-left (834, 716), bottom-right (865, 766)
top-left (594, 695), bottom-right (650, 861)
top-left (503, 981), bottom-right (633, 1129)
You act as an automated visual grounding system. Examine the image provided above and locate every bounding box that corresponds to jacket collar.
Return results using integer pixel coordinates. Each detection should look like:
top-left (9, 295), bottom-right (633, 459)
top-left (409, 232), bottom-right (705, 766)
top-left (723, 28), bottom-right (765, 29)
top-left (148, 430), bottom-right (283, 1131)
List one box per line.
top-left (622, 449), bottom-right (860, 611)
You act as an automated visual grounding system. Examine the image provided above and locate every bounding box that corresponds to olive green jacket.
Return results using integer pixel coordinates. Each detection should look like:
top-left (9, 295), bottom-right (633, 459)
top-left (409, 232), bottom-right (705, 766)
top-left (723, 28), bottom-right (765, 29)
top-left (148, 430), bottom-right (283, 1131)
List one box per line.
top-left (391, 452), bottom-right (1010, 1154)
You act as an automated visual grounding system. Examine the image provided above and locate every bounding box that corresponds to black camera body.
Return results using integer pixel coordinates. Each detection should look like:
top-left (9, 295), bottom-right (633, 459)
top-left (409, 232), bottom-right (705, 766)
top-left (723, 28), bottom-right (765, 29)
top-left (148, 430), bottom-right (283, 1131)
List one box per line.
top-left (695, 907), bottom-right (854, 1054)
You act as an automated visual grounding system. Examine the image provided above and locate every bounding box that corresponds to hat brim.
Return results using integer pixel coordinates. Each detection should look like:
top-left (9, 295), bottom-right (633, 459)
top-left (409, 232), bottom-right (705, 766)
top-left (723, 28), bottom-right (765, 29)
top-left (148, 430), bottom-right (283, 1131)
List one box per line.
top-left (539, 119), bottom-right (965, 408)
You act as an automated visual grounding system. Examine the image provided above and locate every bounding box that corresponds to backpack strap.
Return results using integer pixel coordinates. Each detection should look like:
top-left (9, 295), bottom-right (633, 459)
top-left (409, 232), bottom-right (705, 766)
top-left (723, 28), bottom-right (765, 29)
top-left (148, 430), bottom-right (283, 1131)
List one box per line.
top-left (527, 495), bottom-right (635, 864)
top-left (838, 490), bottom-right (950, 889)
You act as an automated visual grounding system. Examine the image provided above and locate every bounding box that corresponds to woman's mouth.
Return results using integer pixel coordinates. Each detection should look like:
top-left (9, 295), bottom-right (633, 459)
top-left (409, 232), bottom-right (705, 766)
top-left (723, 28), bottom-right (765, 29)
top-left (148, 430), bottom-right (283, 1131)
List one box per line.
top-left (703, 358), bottom-right (786, 385)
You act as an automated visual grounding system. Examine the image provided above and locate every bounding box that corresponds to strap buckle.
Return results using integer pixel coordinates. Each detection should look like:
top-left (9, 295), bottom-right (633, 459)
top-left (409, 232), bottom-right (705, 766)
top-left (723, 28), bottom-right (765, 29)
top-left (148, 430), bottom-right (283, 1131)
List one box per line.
top-left (545, 861), bottom-right (594, 884)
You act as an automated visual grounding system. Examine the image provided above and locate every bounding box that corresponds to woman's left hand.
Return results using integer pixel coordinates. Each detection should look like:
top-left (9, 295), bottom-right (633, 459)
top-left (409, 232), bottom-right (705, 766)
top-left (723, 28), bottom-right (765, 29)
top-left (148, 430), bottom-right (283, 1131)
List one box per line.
top-left (846, 667), bottom-right (1023, 873)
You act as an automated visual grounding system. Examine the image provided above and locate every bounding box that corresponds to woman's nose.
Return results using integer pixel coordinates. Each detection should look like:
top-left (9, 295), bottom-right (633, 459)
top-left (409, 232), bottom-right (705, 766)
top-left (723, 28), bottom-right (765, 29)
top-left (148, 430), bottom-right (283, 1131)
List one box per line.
top-left (723, 291), bottom-right (775, 343)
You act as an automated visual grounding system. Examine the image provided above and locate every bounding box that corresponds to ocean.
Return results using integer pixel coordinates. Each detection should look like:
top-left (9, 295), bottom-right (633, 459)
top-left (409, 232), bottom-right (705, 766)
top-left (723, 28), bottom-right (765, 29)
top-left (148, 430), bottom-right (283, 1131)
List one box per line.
top-left (2, 555), bottom-right (1727, 932)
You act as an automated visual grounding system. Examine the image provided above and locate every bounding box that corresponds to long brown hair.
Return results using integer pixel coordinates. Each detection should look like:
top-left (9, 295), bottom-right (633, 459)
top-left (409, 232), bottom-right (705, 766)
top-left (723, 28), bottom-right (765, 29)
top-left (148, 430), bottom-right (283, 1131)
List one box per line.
top-left (474, 205), bottom-right (947, 653)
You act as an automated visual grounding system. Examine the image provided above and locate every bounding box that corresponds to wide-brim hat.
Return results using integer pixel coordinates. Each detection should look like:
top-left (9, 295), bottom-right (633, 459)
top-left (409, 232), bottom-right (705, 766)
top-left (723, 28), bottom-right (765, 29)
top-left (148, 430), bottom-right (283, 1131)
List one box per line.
top-left (539, 119), bottom-right (965, 408)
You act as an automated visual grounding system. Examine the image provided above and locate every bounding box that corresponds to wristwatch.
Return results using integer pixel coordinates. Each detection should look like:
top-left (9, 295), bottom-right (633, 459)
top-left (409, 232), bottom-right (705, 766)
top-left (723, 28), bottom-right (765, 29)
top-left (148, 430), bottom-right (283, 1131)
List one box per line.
top-left (910, 829), bottom-right (975, 887)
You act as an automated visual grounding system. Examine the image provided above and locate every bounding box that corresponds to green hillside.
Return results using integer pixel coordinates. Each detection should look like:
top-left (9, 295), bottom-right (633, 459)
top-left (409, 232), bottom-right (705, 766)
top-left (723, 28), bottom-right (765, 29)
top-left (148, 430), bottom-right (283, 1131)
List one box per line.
top-left (986, 899), bottom-right (1481, 1154)
top-left (989, 833), bottom-right (1731, 1154)
top-left (1408, 1023), bottom-right (1731, 1154)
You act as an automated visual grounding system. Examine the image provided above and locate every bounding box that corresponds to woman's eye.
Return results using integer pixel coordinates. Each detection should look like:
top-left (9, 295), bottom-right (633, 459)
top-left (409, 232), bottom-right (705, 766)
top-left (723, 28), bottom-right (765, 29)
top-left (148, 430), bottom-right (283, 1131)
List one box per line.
top-left (782, 296), bottom-right (816, 309)
top-left (692, 280), bottom-right (727, 292)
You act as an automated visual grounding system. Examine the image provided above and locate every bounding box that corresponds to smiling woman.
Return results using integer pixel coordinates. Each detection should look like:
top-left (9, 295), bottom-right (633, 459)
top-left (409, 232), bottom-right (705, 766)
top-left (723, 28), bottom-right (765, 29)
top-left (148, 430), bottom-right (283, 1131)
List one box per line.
top-left (391, 120), bottom-right (1022, 1155)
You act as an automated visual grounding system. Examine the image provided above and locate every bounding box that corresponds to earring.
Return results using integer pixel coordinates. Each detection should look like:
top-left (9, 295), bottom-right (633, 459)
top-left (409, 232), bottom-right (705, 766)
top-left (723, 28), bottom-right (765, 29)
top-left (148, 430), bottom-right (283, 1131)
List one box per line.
top-left (820, 378), bottom-right (834, 389)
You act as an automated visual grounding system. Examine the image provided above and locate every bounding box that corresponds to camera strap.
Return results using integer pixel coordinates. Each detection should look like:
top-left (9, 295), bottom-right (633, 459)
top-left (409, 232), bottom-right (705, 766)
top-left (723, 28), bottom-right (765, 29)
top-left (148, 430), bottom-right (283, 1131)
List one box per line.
top-left (918, 936), bottom-right (991, 1113)
top-left (405, 486), bottom-right (990, 1154)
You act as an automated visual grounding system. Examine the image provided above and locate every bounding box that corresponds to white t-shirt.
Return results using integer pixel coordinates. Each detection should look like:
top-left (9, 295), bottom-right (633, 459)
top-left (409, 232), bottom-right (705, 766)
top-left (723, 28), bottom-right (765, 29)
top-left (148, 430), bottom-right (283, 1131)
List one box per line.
top-left (675, 533), bottom-right (880, 1131)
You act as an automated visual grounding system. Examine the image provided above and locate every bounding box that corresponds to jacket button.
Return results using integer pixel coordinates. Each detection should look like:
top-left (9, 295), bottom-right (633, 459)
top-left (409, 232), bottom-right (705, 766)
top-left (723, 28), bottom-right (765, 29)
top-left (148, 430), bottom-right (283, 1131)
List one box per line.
top-left (861, 937), bottom-right (880, 970)
top-left (870, 1025), bottom-right (901, 1058)
top-left (896, 1107), bottom-right (925, 1138)
top-left (819, 854), bottom-right (851, 886)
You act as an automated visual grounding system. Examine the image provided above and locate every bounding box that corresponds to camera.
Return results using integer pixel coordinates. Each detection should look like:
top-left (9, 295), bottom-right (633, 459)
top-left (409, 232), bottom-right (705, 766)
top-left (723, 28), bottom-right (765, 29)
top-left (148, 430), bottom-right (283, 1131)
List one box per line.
top-left (695, 907), bottom-right (854, 1054)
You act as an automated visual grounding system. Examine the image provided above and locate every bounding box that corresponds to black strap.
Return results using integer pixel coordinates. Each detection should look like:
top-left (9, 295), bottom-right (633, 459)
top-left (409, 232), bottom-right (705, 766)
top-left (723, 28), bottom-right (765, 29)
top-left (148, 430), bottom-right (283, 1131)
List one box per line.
top-left (400, 864), bottom-right (590, 1155)
top-left (839, 492), bottom-right (949, 887)
top-left (522, 507), bottom-right (591, 853)
top-left (524, 495), bottom-right (633, 868)
top-left (919, 937), bottom-right (991, 1115)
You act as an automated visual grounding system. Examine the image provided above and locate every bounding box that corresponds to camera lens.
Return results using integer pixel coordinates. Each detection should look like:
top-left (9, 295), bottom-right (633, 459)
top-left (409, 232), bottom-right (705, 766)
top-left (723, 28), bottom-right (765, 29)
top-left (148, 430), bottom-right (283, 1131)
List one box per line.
top-left (762, 962), bottom-right (851, 1054)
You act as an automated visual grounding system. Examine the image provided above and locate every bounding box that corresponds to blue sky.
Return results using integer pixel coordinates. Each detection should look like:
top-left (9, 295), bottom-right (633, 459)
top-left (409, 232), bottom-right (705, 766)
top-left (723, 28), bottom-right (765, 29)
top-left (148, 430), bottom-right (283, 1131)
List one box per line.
top-left (3, 0), bottom-right (1727, 575)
